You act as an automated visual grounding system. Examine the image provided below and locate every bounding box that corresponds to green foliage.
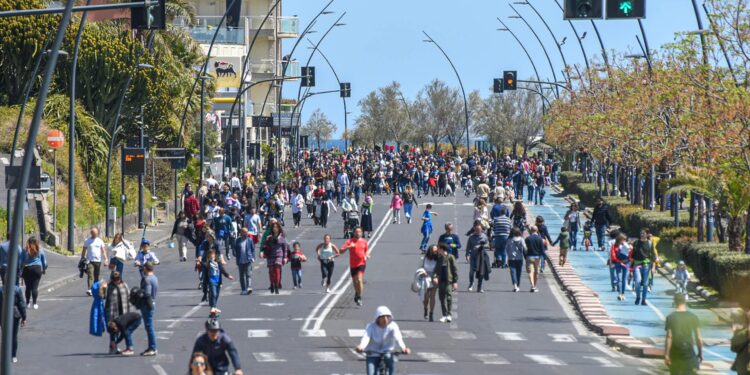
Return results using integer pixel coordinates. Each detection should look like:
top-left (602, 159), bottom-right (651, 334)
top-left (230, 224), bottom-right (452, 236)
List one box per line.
top-left (671, 239), bottom-right (750, 304)
top-left (659, 226), bottom-right (698, 241)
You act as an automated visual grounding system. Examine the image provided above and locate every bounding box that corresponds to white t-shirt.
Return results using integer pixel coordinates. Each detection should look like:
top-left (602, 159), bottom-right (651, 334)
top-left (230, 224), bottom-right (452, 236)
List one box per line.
top-left (84, 237), bottom-right (106, 262)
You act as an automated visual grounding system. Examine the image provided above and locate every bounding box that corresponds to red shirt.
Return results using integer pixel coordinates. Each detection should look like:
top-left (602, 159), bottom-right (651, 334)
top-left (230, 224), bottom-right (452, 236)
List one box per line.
top-left (343, 238), bottom-right (369, 268)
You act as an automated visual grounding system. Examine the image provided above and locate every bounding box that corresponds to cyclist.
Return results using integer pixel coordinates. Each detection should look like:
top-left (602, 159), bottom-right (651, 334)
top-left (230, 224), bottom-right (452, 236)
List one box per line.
top-left (192, 318), bottom-right (243, 375)
top-left (355, 306), bottom-right (411, 375)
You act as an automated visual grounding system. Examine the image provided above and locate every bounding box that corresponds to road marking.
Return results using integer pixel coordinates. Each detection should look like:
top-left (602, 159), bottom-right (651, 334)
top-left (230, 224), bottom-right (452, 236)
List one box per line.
top-left (495, 331), bottom-right (526, 341)
top-left (230, 317), bottom-right (304, 322)
top-left (548, 333), bottom-right (577, 342)
top-left (253, 352), bottom-right (286, 362)
top-left (259, 290), bottom-right (292, 296)
top-left (247, 329), bottom-right (271, 338)
top-left (156, 331), bottom-right (173, 340)
top-left (590, 342), bottom-right (622, 358)
top-left (309, 351), bottom-right (344, 362)
top-left (525, 354), bottom-right (566, 366)
top-left (402, 330), bottom-right (425, 338)
top-left (260, 302), bottom-right (285, 307)
top-left (152, 364), bottom-right (168, 375)
top-left (584, 356), bottom-right (622, 367)
top-left (299, 329), bottom-right (326, 337)
top-left (448, 330), bottom-right (476, 340)
top-left (472, 353), bottom-right (510, 365)
top-left (348, 329), bottom-right (365, 337)
top-left (417, 352), bottom-right (455, 363)
top-left (167, 302), bottom-right (206, 329)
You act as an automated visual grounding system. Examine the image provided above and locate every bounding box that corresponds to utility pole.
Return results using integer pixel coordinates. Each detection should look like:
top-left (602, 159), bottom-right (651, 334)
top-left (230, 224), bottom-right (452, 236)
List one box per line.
top-left (138, 104), bottom-right (145, 228)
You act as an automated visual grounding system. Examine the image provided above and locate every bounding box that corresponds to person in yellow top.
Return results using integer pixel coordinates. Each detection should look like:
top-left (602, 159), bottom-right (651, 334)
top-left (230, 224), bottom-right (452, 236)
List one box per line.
top-left (649, 231), bottom-right (661, 290)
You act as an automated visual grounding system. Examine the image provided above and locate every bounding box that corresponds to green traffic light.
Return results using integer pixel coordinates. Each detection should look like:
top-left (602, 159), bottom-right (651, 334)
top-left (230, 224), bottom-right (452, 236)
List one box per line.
top-left (619, 0), bottom-right (633, 15)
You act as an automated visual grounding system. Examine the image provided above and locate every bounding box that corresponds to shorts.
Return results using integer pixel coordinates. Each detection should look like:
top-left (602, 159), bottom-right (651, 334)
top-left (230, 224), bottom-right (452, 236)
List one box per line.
top-left (526, 257), bottom-right (541, 274)
top-left (350, 265), bottom-right (366, 277)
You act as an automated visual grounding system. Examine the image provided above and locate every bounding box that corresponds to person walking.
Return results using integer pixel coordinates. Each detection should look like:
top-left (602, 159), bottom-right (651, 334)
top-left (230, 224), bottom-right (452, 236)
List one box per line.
top-left (171, 211), bottom-right (191, 262)
top-left (233, 228), bottom-right (255, 295)
top-left (262, 221), bottom-right (289, 294)
top-left (524, 226), bottom-right (545, 293)
top-left (193, 319), bottom-right (243, 375)
top-left (134, 239), bottom-right (160, 277)
top-left (491, 206), bottom-right (511, 268)
top-left (592, 198), bottom-right (613, 251)
top-left (466, 220), bottom-right (491, 293)
top-left (563, 203), bottom-right (582, 251)
top-left (316, 234), bottom-right (340, 293)
top-left (402, 186), bottom-right (418, 224)
top-left (339, 227), bottom-right (370, 306)
top-left (19, 237), bottom-right (46, 309)
top-left (105, 271), bottom-right (130, 354)
top-left (436, 244), bottom-right (458, 323)
top-left (509, 201), bottom-right (527, 233)
top-left (390, 192), bottom-right (403, 224)
top-left (289, 242), bottom-right (307, 289)
top-left (505, 227), bottom-right (526, 292)
top-left (139, 261), bottom-right (159, 356)
top-left (203, 249), bottom-right (234, 311)
top-left (0, 284), bottom-right (26, 363)
top-left (631, 229), bottom-right (656, 306)
top-left (419, 204), bottom-right (438, 253)
top-left (213, 208), bottom-right (234, 261)
top-left (731, 303), bottom-right (750, 374)
top-left (420, 245), bottom-right (439, 321)
top-left (665, 293), bottom-right (703, 375)
top-left (89, 279), bottom-right (107, 338)
top-left (535, 216), bottom-right (553, 273)
top-left (81, 227), bottom-right (109, 295)
top-left (107, 311), bottom-right (142, 356)
top-left (0, 235), bottom-right (22, 285)
top-left (437, 223), bottom-right (462, 259)
top-left (291, 189), bottom-right (305, 228)
top-left (109, 233), bottom-right (135, 274)
top-left (551, 226), bottom-right (570, 267)
top-left (610, 233), bottom-right (631, 301)
top-left (360, 194), bottom-right (374, 238)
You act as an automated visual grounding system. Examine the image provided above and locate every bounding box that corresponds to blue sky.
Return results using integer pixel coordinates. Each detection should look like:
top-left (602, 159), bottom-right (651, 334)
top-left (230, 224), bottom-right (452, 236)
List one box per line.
top-left (282, 0), bottom-right (698, 137)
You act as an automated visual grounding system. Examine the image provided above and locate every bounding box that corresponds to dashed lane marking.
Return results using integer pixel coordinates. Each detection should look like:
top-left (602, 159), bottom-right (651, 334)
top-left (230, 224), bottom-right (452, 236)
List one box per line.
top-left (247, 329), bottom-right (271, 338)
top-left (416, 352), bottom-right (455, 363)
top-left (448, 330), bottom-right (477, 340)
top-left (309, 351), bottom-right (344, 362)
top-left (253, 352), bottom-right (286, 362)
top-left (472, 353), bottom-right (510, 365)
top-left (548, 333), bottom-right (577, 342)
top-left (524, 354), bottom-right (566, 366)
top-left (584, 356), bottom-right (623, 367)
top-left (495, 331), bottom-right (526, 341)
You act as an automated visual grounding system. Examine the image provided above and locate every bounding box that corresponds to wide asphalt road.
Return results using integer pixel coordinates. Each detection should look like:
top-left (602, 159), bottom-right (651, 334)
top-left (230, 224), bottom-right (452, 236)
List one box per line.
top-left (8, 193), bottom-right (661, 375)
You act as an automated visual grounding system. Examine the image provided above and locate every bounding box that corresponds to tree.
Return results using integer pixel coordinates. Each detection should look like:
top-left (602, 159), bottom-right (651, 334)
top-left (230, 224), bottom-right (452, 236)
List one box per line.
top-left (302, 109), bottom-right (337, 149)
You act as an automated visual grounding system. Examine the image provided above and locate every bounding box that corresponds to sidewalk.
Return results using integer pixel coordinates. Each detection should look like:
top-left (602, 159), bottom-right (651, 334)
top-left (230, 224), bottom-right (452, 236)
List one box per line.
top-left (529, 189), bottom-right (735, 374)
top-left (34, 219), bottom-right (174, 295)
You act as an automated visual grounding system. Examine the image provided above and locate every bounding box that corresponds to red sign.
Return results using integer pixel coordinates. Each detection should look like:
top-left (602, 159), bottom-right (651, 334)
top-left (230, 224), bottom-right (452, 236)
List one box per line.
top-left (47, 129), bottom-right (64, 149)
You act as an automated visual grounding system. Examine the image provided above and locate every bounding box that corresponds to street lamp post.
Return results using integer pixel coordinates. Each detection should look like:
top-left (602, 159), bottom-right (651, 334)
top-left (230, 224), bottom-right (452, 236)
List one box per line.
top-left (509, 5), bottom-right (560, 98)
top-left (422, 31), bottom-right (470, 155)
top-left (307, 43), bottom-right (348, 156)
top-left (496, 20), bottom-right (545, 99)
top-left (515, 1), bottom-right (572, 87)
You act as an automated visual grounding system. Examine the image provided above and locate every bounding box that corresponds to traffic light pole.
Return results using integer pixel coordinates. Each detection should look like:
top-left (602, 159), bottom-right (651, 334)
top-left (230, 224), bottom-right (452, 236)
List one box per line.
top-left (552, 0), bottom-right (590, 73)
top-left (305, 43), bottom-right (347, 156)
top-left (138, 105), bottom-right (145, 228)
top-left (496, 19), bottom-right (544, 99)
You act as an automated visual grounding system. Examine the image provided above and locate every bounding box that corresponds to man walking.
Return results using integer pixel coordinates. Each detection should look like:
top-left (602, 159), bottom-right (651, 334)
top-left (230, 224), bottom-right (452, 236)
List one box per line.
top-left (665, 294), bottom-right (703, 374)
top-left (140, 262), bottom-right (158, 356)
top-left (339, 227), bottom-right (370, 306)
top-left (591, 198), bottom-right (613, 251)
top-left (81, 227), bottom-right (108, 295)
top-left (213, 208), bottom-right (234, 261)
top-left (437, 223), bottom-right (462, 259)
top-left (0, 233), bottom-right (22, 285)
top-left (491, 206), bottom-right (511, 268)
top-left (234, 228), bottom-right (255, 295)
top-left (524, 226), bottom-right (545, 293)
top-left (436, 244), bottom-right (458, 323)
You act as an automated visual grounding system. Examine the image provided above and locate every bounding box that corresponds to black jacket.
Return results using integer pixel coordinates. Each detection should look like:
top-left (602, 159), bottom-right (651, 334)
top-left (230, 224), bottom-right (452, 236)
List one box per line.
top-left (192, 330), bottom-right (241, 373)
top-left (591, 204), bottom-right (613, 226)
top-left (0, 285), bottom-right (26, 321)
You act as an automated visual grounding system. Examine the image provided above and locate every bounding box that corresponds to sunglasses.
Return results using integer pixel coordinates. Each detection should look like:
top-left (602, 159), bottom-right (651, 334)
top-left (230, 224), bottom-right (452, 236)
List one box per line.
top-left (192, 361), bottom-right (206, 366)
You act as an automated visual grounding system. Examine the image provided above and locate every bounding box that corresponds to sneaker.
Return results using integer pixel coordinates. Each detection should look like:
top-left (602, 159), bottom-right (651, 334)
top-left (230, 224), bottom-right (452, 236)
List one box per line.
top-left (467, 285), bottom-right (474, 292)
top-left (293, 286), bottom-right (297, 290)
top-left (635, 297), bottom-right (641, 305)
top-left (326, 287), bottom-right (331, 293)
top-left (478, 289), bottom-right (485, 293)
top-left (12, 357), bottom-right (17, 363)
top-left (640, 300), bottom-right (647, 306)
top-left (141, 349), bottom-right (157, 357)
top-left (86, 290), bottom-right (92, 296)
top-left (109, 346), bottom-right (121, 355)
top-left (33, 304), bottom-right (38, 310)
top-left (322, 280), bottom-right (326, 287)
top-left (446, 315), bottom-right (452, 323)
top-left (247, 288), bottom-right (253, 295)
top-left (240, 291), bottom-right (248, 295)
top-left (439, 316), bottom-right (448, 323)
top-left (355, 298), bottom-right (363, 307)
top-left (513, 286), bottom-right (519, 292)
top-left (121, 349), bottom-right (134, 356)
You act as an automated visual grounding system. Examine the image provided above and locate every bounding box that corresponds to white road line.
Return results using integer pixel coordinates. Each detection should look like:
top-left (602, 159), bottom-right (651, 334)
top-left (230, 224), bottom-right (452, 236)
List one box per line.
top-left (584, 356), bottom-right (623, 367)
top-left (495, 331), bottom-right (526, 341)
top-left (152, 364), bottom-right (168, 375)
top-left (348, 329), bottom-right (365, 337)
top-left (417, 352), bottom-right (455, 363)
top-left (247, 329), bottom-right (271, 338)
top-left (253, 352), bottom-right (286, 362)
top-left (167, 302), bottom-right (206, 329)
top-left (525, 354), bottom-right (566, 366)
top-left (548, 333), bottom-right (577, 342)
top-left (260, 302), bottom-right (285, 307)
top-left (590, 342), bottom-right (623, 358)
top-left (402, 330), bottom-right (425, 338)
top-left (259, 290), bottom-right (292, 296)
top-left (299, 329), bottom-right (326, 337)
top-left (309, 351), bottom-right (344, 362)
top-left (156, 331), bottom-right (173, 340)
top-left (472, 353), bottom-right (510, 365)
top-left (448, 330), bottom-right (477, 340)
top-left (229, 317), bottom-right (304, 322)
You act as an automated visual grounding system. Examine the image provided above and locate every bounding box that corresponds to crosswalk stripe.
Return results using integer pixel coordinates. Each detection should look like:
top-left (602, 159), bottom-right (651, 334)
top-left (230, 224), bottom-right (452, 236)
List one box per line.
top-left (348, 329), bottom-right (365, 337)
top-left (472, 353), bottom-right (510, 365)
top-left (496, 332), bottom-right (526, 341)
top-left (253, 352), bottom-right (286, 362)
top-left (309, 351), bottom-right (344, 362)
top-left (548, 333), bottom-right (577, 342)
top-left (299, 329), bottom-right (327, 337)
top-left (448, 330), bottom-right (477, 340)
top-left (417, 352), bottom-right (455, 363)
top-left (525, 354), bottom-right (566, 366)
top-left (247, 329), bottom-right (271, 338)
top-left (402, 330), bottom-right (425, 338)
top-left (584, 356), bottom-right (622, 367)
top-left (156, 331), bottom-right (173, 340)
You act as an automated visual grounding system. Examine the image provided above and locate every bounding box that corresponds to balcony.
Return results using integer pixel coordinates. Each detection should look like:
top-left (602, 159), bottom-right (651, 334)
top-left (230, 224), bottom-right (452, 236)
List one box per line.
top-left (248, 59), bottom-right (300, 78)
top-left (279, 103), bottom-right (296, 113)
top-left (174, 15), bottom-right (299, 45)
top-left (278, 17), bottom-right (299, 38)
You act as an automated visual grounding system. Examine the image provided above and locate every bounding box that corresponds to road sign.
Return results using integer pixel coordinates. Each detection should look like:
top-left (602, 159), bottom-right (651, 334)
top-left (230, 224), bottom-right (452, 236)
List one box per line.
top-left (5, 165), bottom-right (42, 190)
top-left (122, 147), bottom-right (146, 176)
top-left (47, 129), bottom-right (64, 149)
top-left (253, 116), bottom-right (274, 128)
top-left (154, 148), bottom-right (186, 159)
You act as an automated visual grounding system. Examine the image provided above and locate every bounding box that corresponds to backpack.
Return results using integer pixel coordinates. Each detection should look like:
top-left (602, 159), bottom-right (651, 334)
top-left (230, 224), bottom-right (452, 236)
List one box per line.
top-left (615, 244), bottom-right (629, 262)
top-left (129, 287), bottom-right (153, 309)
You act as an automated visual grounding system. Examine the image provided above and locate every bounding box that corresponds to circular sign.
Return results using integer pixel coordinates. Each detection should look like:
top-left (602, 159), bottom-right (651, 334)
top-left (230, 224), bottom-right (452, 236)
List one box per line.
top-left (47, 129), bottom-right (64, 149)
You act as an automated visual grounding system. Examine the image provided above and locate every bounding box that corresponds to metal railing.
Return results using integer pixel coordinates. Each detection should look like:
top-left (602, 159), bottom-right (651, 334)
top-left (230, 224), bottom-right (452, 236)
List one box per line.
top-left (173, 15), bottom-right (299, 44)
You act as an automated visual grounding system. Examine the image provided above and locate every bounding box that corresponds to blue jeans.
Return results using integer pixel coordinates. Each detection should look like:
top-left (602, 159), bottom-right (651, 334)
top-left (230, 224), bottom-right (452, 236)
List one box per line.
top-left (494, 235), bottom-right (508, 265)
top-left (633, 264), bottom-right (650, 301)
top-left (615, 263), bottom-right (629, 294)
top-left (595, 224), bottom-right (608, 249)
top-left (609, 263), bottom-right (619, 290)
top-left (527, 185), bottom-right (535, 201)
top-left (419, 231), bottom-right (431, 252)
top-left (292, 268), bottom-right (302, 287)
top-left (354, 187), bottom-right (362, 203)
top-left (403, 203), bottom-right (413, 220)
top-left (508, 260), bottom-right (523, 287)
top-left (569, 226), bottom-right (578, 249)
top-left (209, 283), bottom-right (221, 308)
top-left (112, 258), bottom-right (125, 275)
top-left (367, 353), bottom-right (395, 375)
top-left (140, 304), bottom-right (157, 350)
top-left (238, 262), bottom-right (252, 292)
top-left (115, 318), bottom-right (141, 348)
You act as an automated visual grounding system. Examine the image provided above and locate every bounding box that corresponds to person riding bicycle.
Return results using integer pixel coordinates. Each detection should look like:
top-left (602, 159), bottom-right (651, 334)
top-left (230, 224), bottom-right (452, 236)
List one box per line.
top-left (355, 306), bottom-right (411, 375)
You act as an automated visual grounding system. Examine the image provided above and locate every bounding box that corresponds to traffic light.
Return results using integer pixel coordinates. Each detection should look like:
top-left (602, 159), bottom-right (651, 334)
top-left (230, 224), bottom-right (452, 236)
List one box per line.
top-left (503, 71), bottom-right (517, 91)
top-left (131, 0), bottom-right (166, 29)
top-left (493, 78), bottom-right (504, 94)
top-left (301, 66), bottom-right (316, 87)
top-left (564, 0), bottom-right (603, 19)
top-left (340, 82), bottom-right (351, 98)
top-left (605, 0), bottom-right (645, 19)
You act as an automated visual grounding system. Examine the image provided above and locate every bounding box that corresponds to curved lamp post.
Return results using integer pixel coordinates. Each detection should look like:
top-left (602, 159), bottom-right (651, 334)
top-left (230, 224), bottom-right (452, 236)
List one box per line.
top-left (508, 4), bottom-right (560, 98)
top-left (496, 19), bottom-right (545, 102)
top-left (422, 30), bottom-right (470, 154)
top-left (514, 1), bottom-right (572, 87)
top-left (307, 42), bottom-right (348, 155)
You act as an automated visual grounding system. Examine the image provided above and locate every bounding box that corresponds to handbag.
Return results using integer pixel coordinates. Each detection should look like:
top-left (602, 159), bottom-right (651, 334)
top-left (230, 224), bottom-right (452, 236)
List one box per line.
top-left (731, 328), bottom-right (748, 353)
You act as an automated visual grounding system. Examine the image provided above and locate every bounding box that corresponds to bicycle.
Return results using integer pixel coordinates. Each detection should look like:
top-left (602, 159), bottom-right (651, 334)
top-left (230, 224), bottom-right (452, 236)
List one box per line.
top-left (363, 351), bottom-right (407, 375)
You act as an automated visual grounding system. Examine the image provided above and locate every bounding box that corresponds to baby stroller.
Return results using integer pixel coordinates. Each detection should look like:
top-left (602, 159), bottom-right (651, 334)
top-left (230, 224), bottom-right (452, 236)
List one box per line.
top-left (344, 210), bottom-right (360, 239)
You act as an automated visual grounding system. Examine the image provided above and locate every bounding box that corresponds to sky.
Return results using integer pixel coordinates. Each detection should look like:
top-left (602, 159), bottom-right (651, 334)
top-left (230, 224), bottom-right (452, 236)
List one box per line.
top-left (282, 0), bottom-right (699, 138)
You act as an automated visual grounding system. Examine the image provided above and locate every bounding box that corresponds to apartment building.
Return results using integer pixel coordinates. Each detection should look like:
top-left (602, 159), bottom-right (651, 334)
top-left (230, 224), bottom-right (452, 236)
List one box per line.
top-left (176, 0), bottom-right (299, 170)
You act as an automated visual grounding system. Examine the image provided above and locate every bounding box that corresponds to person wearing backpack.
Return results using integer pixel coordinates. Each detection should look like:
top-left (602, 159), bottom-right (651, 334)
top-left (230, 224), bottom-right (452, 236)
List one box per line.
top-left (504, 227), bottom-right (526, 292)
top-left (630, 229), bottom-right (656, 306)
top-left (609, 233), bottom-right (632, 301)
top-left (665, 294), bottom-right (703, 375)
top-left (139, 261), bottom-right (158, 356)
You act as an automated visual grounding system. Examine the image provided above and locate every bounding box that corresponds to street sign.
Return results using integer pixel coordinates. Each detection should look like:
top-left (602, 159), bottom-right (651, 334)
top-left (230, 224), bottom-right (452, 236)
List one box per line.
top-left (253, 116), bottom-right (274, 128)
top-left (5, 165), bottom-right (42, 190)
top-left (122, 147), bottom-right (146, 176)
top-left (154, 148), bottom-right (186, 159)
top-left (605, 0), bottom-right (645, 19)
top-left (300, 135), bottom-right (309, 149)
top-left (46, 129), bottom-right (64, 149)
top-left (170, 158), bottom-right (187, 170)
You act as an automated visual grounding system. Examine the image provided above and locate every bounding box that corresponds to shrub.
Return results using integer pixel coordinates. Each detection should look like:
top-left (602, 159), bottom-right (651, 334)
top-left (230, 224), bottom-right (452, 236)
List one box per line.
top-left (660, 227), bottom-right (698, 241)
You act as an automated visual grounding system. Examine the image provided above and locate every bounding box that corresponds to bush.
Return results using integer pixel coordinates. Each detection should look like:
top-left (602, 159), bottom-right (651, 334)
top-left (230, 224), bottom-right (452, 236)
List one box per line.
top-left (660, 227), bottom-right (698, 241)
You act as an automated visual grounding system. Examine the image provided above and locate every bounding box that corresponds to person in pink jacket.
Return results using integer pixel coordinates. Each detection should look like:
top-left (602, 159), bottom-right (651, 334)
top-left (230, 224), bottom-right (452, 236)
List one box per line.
top-left (390, 192), bottom-right (403, 224)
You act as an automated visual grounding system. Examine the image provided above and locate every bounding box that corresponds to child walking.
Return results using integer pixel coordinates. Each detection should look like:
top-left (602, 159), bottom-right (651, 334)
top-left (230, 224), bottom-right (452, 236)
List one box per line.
top-left (582, 220), bottom-right (593, 251)
top-left (390, 192), bottom-right (403, 224)
top-left (551, 226), bottom-right (570, 266)
top-left (419, 204), bottom-right (439, 253)
top-left (289, 242), bottom-right (307, 289)
top-left (203, 249), bottom-right (234, 313)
